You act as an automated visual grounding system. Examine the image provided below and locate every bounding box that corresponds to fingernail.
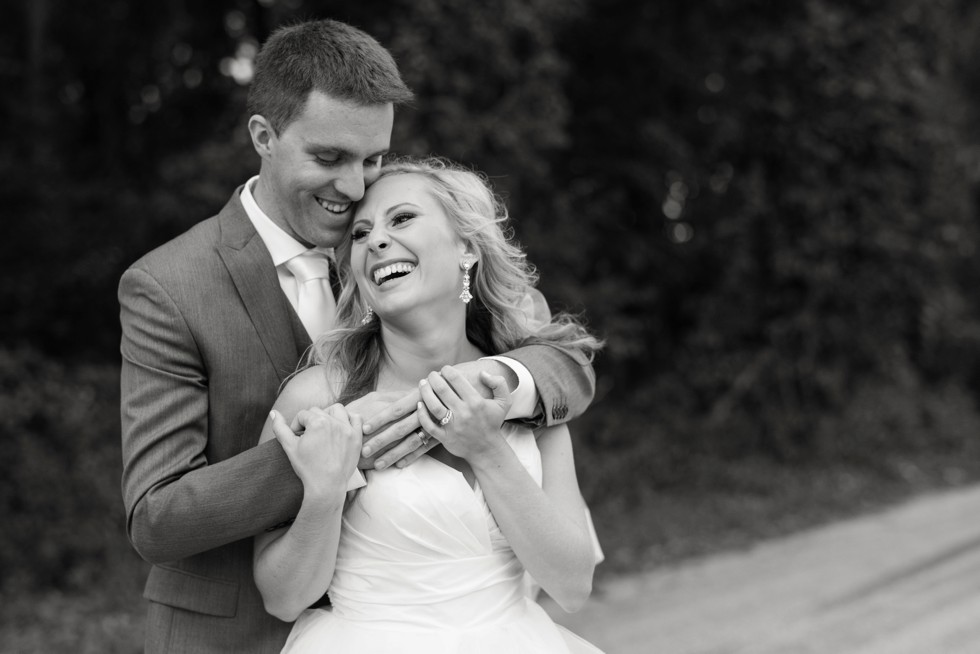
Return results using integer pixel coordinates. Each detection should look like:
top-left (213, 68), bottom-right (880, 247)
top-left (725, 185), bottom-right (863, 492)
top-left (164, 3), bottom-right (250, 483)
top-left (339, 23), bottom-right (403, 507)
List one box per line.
top-left (362, 424), bottom-right (372, 433)
top-left (376, 460), bottom-right (387, 470)
top-left (417, 402), bottom-right (423, 411)
top-left (419, 379), bottom-right (427, 386)
top-left (269, 410), bottom-right (277, 420)
top-left (362, 445), bottom-right (371, 457)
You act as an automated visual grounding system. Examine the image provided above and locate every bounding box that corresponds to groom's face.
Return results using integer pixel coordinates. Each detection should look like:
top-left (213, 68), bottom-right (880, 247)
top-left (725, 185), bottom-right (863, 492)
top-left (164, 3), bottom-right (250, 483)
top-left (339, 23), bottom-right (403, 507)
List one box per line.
top-left (253, 90), bottom-right (394, 249)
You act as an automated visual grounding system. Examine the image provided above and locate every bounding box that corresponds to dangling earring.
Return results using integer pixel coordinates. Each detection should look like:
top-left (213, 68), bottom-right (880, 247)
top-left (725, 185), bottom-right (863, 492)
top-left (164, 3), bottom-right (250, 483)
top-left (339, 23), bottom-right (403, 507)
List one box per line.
top-left (459, 256), bottom-right (474, 304)
top-left (361, 307), bottom-right (375, 325)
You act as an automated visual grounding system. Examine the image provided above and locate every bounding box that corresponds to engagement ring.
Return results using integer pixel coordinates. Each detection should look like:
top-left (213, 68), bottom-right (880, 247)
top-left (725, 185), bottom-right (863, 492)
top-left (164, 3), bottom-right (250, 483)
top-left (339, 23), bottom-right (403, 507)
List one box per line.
top-left (439, 409), bottom-right (453, 426)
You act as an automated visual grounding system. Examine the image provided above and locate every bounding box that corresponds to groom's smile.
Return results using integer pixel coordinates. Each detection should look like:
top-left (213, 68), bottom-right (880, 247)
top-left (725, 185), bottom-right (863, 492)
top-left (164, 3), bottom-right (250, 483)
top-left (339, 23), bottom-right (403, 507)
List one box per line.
top-left (316, 196), bottom-right (352, 216)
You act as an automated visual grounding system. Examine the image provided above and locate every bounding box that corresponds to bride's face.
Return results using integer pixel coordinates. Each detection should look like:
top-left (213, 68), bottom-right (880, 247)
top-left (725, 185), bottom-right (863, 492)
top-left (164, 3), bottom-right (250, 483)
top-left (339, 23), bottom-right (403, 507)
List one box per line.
top-left (349, 173), bottom-right (468, 319)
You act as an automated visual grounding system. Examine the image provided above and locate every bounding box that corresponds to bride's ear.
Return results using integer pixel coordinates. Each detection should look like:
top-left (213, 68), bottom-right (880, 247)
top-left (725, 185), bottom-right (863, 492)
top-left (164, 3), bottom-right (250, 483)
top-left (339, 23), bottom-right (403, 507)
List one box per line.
top-left (458, 241), bottom-right (478, 267)
top-left (459, 251), bottom-right (477, 270)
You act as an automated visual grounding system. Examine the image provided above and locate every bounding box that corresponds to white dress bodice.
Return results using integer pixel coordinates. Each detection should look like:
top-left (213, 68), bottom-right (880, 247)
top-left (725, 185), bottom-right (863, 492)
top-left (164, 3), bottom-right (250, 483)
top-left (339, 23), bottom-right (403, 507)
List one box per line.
top-left (280, 426), bottom-right (602, 653)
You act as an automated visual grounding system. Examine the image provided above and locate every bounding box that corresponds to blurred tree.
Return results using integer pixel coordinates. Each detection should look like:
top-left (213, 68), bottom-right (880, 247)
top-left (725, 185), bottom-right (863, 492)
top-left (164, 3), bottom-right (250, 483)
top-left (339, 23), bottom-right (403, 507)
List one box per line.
top-left (532, 0), bottom-right (980, 481)
top-left (2, 0), bottom-right (248, 359)
top-left (0, 347), bottom-right (127, 591)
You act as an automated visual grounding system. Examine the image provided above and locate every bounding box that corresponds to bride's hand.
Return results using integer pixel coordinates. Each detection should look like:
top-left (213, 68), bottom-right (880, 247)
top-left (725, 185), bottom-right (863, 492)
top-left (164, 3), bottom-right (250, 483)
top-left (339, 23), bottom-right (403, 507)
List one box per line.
top-left (270, 405), bottom-right (362, 499)
top-left (417, 366), bottom-right (512, 461)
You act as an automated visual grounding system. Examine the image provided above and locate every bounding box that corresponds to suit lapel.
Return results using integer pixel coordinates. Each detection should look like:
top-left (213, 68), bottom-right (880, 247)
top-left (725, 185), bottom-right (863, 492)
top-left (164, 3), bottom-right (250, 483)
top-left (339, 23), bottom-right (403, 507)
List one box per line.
top-left (216, 189), bottom-right (303, 382)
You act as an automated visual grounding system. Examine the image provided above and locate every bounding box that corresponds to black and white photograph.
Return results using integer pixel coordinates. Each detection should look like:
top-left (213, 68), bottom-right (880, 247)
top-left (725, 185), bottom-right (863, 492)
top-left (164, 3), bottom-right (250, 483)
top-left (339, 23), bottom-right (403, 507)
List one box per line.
top-left (3, 1), bottom-right (980, 652)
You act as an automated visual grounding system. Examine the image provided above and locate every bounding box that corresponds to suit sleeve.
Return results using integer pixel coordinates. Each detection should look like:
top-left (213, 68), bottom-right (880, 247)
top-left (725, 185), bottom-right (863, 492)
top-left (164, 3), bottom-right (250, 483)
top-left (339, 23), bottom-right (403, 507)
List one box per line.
top-left (119, 267), bottom-right (302, 564)
top-left (503, 342), bottom-right (595, 426)
top-left (502, 287), bottom-right (596, 426)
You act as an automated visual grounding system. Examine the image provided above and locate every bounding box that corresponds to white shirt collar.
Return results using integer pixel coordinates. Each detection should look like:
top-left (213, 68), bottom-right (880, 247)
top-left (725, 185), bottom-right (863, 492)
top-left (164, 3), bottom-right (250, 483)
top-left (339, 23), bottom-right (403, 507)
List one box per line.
top-left (240, 175), bottom-right (332, 265)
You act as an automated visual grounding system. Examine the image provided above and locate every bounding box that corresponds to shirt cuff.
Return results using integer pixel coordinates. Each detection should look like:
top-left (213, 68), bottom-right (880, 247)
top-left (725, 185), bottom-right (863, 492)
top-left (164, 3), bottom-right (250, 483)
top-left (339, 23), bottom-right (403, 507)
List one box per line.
top-left (480, 355), bottom-right (538, 420)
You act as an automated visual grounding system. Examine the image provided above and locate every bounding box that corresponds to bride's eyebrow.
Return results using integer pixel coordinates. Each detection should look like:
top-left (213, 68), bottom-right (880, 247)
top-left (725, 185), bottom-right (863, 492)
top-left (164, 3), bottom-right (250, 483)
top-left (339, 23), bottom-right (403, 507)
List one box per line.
top-left (385, 202), bottom-right (423, 215)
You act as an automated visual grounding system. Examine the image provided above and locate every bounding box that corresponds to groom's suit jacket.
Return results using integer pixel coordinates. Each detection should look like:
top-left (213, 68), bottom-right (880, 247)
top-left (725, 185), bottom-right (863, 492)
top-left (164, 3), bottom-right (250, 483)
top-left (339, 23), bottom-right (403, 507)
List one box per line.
top-left (119, 189), bottom-right (596, 653)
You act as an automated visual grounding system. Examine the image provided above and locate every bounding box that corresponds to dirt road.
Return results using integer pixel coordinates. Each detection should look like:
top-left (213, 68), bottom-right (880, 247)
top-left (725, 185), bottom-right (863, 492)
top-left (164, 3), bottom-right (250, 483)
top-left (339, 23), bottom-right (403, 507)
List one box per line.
top-left (543, 484), bottom-right (980, 654)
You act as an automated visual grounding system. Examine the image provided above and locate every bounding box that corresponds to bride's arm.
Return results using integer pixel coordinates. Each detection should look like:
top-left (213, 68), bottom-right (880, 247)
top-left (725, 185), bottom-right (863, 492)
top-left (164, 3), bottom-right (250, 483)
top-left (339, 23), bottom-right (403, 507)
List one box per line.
top-left (471, 425), bottom-right (595, 612)
top-left (418, 369), bottom-right (595, 613)
top-left (252, 366), bottom-right (361, 622)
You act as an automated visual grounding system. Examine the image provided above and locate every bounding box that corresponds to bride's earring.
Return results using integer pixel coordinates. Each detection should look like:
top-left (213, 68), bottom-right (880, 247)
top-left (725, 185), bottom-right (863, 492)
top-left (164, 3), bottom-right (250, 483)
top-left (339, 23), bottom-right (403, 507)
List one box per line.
top-left (459, 255), bottom-right (475, 304)
top-left (361, 307), bottom-right (375, 325)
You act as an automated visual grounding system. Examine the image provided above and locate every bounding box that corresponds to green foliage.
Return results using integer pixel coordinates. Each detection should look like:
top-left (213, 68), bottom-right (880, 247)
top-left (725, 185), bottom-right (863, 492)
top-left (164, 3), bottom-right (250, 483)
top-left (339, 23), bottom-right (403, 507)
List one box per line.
top-left (0, 347), bottom-right (136, 593)
top-left (531, 0), bottom-right (980, 467)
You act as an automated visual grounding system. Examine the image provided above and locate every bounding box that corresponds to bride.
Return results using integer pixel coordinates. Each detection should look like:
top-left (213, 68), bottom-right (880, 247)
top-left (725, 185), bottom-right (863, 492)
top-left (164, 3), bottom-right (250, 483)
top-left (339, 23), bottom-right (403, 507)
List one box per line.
top-left (253, 156), bottom-right (605, 653)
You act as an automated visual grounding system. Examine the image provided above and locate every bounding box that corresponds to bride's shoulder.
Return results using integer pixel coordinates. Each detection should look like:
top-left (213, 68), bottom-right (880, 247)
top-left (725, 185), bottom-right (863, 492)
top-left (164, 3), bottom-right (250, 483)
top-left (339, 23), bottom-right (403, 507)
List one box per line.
top-left (280, 364), bottom-right (344, 406)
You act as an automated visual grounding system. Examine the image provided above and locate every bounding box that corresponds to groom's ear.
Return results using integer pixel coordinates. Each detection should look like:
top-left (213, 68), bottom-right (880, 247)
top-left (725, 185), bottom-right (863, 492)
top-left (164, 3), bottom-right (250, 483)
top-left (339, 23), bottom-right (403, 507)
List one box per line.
top-left (247, 115), bottom-right (275, 159)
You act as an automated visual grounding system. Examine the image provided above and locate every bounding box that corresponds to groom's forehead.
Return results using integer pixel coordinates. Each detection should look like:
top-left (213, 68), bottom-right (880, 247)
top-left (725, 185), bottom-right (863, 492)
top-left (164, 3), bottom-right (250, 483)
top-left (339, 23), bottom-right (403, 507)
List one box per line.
top-left (290, 91), bottom-right (393, 134)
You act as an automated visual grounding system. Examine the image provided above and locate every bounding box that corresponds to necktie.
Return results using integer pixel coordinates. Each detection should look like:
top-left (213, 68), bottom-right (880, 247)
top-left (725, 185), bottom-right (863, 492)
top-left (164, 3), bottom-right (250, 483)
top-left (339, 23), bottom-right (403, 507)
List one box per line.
top-left (284, 251), bottom-right (336, 341)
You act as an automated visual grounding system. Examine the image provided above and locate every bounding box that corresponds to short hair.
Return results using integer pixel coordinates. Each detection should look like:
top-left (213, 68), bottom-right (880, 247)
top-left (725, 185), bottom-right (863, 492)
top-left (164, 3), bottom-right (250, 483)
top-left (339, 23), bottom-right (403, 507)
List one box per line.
top-left (247, 19), bottom-right (414, 133)
top-left (312, 156), bottom-right (602, 404)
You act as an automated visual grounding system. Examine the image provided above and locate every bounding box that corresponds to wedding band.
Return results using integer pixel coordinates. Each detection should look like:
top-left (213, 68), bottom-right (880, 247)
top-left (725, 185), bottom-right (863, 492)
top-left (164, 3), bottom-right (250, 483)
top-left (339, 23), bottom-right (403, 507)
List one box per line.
top-left (417, 429), bottom-right (431, 447)
top-left (439, 409), bottom-right (453, 426)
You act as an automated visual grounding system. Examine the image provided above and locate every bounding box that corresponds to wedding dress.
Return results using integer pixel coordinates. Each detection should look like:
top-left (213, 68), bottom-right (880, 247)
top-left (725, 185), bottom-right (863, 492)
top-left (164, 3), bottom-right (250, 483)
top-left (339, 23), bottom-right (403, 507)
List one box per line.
top-left (280, 425), bottom-right (604, 653)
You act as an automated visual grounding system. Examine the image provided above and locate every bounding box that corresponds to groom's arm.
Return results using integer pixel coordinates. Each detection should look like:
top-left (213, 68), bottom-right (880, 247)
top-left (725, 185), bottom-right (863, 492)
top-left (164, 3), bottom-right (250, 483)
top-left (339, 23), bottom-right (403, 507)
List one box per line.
top-left (119, 266), bottom-right (302, 564)
top-left (497, 286), bottom-right (595, 426)
top-left (492, 342), bottom-right (595, 425)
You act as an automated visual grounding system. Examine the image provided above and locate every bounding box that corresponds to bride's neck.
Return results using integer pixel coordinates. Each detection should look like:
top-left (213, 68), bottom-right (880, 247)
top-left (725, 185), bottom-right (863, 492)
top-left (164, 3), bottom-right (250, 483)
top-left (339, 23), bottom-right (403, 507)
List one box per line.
top-left (376, 321), bottom-right (483, 391)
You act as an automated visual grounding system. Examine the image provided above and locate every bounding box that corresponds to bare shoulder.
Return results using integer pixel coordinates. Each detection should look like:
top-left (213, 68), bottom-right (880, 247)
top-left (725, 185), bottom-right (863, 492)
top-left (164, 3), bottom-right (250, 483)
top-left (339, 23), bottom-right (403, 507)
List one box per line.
top-left (276, 364), bottom-right (344, 413)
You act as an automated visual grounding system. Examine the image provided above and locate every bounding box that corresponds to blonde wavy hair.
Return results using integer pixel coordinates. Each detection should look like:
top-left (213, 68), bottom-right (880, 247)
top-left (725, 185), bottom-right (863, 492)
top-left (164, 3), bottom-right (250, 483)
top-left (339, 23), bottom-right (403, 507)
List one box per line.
top-left (307, 156), bottom-right (602, 404)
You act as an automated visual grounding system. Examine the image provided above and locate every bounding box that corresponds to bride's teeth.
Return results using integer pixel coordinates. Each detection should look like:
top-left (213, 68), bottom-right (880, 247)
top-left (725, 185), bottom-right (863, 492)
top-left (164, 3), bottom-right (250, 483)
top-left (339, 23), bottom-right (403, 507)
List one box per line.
top-left (373, 262), bottom-right (417, 285)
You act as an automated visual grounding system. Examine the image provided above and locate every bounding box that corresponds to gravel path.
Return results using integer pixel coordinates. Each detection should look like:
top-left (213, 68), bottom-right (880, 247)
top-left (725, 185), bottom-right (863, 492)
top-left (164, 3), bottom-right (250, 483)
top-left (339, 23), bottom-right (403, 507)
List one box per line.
top-left (543, 484), bottom-right (980, 653)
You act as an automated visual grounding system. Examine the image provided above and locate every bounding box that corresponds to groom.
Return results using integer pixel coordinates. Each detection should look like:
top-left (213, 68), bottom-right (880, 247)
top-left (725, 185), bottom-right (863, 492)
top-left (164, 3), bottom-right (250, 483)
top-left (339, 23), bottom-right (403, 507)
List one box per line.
top-left (119, 18), bottom-right (596, 654)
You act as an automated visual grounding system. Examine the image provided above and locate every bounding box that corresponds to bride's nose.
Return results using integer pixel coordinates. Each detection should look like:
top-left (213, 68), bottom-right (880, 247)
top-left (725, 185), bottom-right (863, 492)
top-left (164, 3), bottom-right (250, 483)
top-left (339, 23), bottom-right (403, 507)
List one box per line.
top-left (366, 228), bottom-right (390, 252)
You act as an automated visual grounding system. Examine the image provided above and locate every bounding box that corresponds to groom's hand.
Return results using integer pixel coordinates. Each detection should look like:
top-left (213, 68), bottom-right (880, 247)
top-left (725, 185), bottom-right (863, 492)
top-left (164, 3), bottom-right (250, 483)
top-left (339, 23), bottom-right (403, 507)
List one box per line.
top-left (345, 391), bottom-right (421, 469)
top-left (356, 360), bottom-right (518, 470)
top-left (353, 389), bottom-right (425, 470)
